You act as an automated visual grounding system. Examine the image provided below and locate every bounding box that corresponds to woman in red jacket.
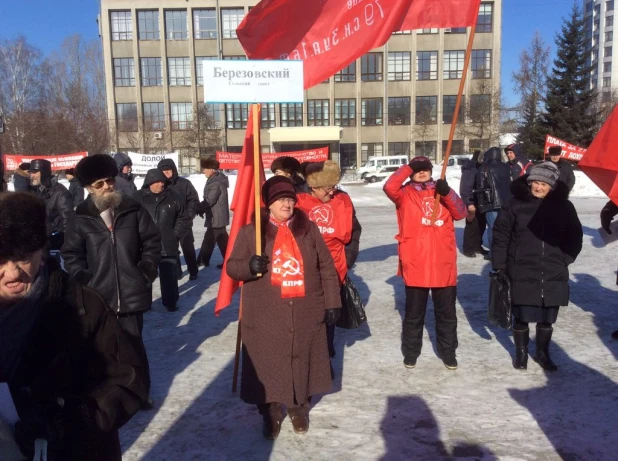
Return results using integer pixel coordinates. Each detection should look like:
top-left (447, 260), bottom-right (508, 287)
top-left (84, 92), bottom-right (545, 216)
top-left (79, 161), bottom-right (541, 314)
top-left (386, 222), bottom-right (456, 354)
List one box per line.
top-left (383, 156), bottom-right (467, 370)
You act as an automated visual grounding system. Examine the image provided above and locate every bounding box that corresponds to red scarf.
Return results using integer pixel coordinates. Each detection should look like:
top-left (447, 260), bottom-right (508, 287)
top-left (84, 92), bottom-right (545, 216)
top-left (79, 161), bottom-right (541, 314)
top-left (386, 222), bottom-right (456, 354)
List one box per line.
top-left (270, 215), bottom-right (305, 298)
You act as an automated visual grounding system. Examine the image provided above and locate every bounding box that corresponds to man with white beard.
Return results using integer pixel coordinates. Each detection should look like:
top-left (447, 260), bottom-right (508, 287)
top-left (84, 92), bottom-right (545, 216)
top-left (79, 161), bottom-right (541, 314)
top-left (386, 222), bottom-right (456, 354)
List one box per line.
top-left (62, 154), bottom-right (161, 409)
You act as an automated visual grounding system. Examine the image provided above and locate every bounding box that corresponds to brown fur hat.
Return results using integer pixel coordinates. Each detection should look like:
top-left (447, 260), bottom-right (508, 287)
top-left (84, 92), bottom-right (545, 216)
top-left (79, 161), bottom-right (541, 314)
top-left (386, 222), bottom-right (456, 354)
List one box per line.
top-left (200, 157), bottom-right (220, 170)
top-left (0, 192), bottom-right (47, 261)
top-left (305, 160), bottom-right (341, 188)
top-left (270, 156), bottom-right (301, 175)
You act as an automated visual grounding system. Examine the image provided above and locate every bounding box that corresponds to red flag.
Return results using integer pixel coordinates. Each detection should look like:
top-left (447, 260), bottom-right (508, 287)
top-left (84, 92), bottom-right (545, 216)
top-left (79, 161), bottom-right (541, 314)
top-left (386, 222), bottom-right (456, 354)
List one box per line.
top-left (215, 106), bottom-right (266, 314)
top-left (237, 0), bottom-right (481, 89)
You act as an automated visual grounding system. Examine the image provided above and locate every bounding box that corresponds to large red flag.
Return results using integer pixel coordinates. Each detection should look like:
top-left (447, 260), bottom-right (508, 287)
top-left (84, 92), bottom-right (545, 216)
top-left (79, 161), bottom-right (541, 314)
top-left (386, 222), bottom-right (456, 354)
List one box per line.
top-left (215, 106), bottom-right (266, 314)
top-left (237, 0), bottom-right (481, 89)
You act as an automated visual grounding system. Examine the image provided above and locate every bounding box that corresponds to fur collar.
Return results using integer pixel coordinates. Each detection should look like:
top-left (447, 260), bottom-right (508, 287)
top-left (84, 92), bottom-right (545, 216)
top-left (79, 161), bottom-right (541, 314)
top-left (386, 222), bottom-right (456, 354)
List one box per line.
top-left (511, 176), bottom-right (570, 203)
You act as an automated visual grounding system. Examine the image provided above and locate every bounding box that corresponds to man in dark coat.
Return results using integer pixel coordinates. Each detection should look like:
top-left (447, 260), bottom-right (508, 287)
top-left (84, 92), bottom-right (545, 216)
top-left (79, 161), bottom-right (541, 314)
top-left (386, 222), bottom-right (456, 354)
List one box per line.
top-left (0, 192), bottom-right (148, 461)
top-left (12, 162), bottom-right (31, 192)
top-left (134, 168), bottom-right (191, 311)
top-left (64, 167), bottom-right (84, 208)
top-left (196, 157), bottom-right (230, 268)
top-left (600, 200), bottom-right (618, 340)
top-left (459, 150), bottom-right (488, 257)
top-left (271, 155), bottom-right (309, 193)
top-left (548, 145), bottom-right (576, 192)
top-left (158, 158), bottom-right (200, 280)
top-left (61, 154), bottom-right (161, 407)
top-left (28, 159), bottom-right (74, 252)
top-left (113, 152), bottom-right (137, 196)
top-left (504, 143), bottom-right (531, 180)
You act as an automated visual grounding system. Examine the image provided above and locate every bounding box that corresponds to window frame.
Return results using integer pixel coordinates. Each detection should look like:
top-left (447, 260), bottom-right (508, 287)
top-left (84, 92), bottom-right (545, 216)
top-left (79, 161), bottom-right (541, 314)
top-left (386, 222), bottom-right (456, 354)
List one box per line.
top-left (143, 102), bottom-right (165, 131)
top-left (110, 11), bottom-right (132, 41)
top-left (141, 57), bottom-right (162, 86)
top-left (443, 50), bottom-right (465, 80)
top-left (387, 52), bottom-right (411, 81)
top-left (334, 99), bottom-right (356, 127)
top-left (260, 103), bottom-right (276, 129)
top-left (471, 49), bottom-right (492, 79)
top-left (280, 103), bottom-right (304, 127)
top-left (361, 53), bottom-right (383, 82)
top-left (307, 99), bottom-right (330, 126)
top-left (170, 102), bottom-right (193, 130)
top-left (388, 97), bottom-right (411, 125)
top-left (137, 10), bottom-right (159, 40)
top-left (165, 10), bottom-right (188, 40)
top-left (415, 96), bottom-right (438, 125)
top-left (335, 62), bottom-right (356, 82)
top-left (221, 8), bottom-right (245, 39)
top-left (361, 98), bottom-right (384, 126)
top-left (168, 57), bottom-right (191, 86)
top-left (477, 3), bottom-right (493, 33)
top-left (416, 51), bottom-right (438, 80)
top-left (193, 9), bottom-right (217, 39)
top-left (116, 103), bottom-right (138, 132)
top-left (113, 58), bottom-right (135, 87)
top-left (226, 103), bottom-right (249, 129)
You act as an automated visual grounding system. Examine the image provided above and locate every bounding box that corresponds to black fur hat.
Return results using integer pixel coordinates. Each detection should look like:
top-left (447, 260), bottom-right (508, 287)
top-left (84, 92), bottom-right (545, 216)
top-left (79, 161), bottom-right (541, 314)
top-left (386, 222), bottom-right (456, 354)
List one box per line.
top-left (548, 145), bottom-right (562, 156)
top-left (75, 154), bottom-right (119, 187)
top-left (200, 157), bottom-right (220, 170)
top-left (271, 156), bottom-right (301, 175)
top-left (0, 192), bottom-right (47, 261)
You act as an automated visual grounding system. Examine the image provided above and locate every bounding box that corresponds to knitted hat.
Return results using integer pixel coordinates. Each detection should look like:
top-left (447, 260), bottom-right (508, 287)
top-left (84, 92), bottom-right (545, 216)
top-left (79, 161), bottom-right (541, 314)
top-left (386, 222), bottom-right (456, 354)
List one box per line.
top-left (527, 161), bottom-right (560, 188)
top-left (548, 145), bottom-right (562, 156)
top-left (409, 156), bottom-right (433, 173)
top-left (0, 192), bottom-right (47, 261)
top-left (262, 176), bottom-right (296, 207)
top-left (75, 154), bottom-right (119, 187)
top-left (200, 157), bottom-right (220, 170)
top-left (305, 160), bottom-right (341, 188)
top-left (271, 156), bottom-right (301, 175)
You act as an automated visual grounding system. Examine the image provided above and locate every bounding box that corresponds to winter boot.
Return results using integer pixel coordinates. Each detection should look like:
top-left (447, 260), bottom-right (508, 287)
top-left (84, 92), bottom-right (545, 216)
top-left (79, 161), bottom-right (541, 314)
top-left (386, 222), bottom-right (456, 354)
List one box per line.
top-left (532, 326), bottom-right (558, 371)
top-left (512, 328), bottom-right (529, 370)
top-left (612, 330), bottom-right (618, 340)
top-left (262, 404), bottom-right (283, 440)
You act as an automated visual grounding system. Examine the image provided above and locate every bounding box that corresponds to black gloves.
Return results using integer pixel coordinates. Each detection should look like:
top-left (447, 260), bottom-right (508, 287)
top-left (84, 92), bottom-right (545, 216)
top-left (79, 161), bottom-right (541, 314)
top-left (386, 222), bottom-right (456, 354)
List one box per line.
top-left (249, 255), bottom-right (270, 275)
top-left (137, 260), bottom-right (159, 283)
top-left (325, 308), bottom-right (341, 326)
top-left (195, 202), bottom-right (208, 218)
top-left (14, 398), bottom-right (67, 458)
top-left (435, 179), bottom-right (451, 196)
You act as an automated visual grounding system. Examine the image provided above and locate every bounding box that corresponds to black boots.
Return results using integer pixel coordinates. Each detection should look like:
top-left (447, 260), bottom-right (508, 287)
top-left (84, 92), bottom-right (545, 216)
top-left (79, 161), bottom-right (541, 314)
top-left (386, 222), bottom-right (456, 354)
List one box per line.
top-left (512, 328), bottom-right (529, 370)
top-left (532, 326), bottom-right (558, 371)
top-left (261, 404), bottom-right (283, 440)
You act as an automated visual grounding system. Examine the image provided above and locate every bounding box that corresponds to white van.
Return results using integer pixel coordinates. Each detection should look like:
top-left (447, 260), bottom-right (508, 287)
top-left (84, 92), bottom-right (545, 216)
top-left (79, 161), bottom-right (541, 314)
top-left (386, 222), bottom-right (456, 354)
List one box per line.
top-left (357, 155), bottom-right (408, 179)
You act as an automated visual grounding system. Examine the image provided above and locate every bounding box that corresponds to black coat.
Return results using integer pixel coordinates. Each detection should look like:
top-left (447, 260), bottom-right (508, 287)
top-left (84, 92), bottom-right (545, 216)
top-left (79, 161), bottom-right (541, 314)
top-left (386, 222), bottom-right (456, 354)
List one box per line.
top-left (492, 177), bottom-right (583, 307)
top-left (61, 195), bottom-right (161, 314)
top-left (7, 261), bottom-right (148, 461)
top-left (475, 147), bottom-right (512, 213)
top-left (552, 158), bottom-right (576, 192)
top-left (157, 159), bottom-right (200, 219)
top-left (459, 158), bottom-right (480, 206)
top-left (133, 187), bottom-right (191, 258)
top-left (113, 153), bottom-right (137, 196)
top-left (68, 178), bottom-right (85, 208)
top-left (32, 181), bottom-right (75, 235)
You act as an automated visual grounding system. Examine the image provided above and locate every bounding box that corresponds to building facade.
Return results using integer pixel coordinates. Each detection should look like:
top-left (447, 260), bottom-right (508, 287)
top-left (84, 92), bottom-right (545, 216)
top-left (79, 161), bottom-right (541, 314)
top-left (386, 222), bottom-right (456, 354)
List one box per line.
top-left (99, 0), bottom-right (502, 173)
top-left (585, 0), bottom-right (616, 93)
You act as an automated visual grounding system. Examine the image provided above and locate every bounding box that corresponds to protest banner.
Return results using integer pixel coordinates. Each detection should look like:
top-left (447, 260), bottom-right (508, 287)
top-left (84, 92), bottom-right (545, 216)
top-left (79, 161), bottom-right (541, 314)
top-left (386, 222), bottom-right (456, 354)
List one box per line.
top-left (216, 147), bottom-right (329, 170)
top-left (2, 152), bottom-right (88, 171)
top-left (544, 135), bottom-right (587, 162)
top-left (123, 152), bottom-right (179, 175)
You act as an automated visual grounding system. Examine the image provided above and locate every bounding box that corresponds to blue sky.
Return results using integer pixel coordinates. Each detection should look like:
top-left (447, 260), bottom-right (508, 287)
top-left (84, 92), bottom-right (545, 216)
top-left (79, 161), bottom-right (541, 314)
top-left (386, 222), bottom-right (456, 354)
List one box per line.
top-left (0, 0), bottom-right (575, 106)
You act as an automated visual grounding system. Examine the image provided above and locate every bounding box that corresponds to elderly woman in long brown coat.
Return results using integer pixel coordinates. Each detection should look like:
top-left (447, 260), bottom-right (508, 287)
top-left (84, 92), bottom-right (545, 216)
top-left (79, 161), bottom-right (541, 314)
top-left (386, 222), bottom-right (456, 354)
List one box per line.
top-left (226, 176), bottom-right (341, 440)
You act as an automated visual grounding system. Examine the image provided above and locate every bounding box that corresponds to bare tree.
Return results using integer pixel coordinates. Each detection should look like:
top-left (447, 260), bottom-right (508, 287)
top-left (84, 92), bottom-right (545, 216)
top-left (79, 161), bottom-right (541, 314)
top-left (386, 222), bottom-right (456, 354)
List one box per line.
top-left (459, 77), bottom-right (503, 149)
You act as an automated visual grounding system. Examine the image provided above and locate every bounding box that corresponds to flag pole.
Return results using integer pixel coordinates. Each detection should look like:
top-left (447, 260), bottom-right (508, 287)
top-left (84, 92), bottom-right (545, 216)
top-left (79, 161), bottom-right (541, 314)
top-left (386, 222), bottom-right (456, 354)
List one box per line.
top-left (431, 18), bottom-right (479, 224)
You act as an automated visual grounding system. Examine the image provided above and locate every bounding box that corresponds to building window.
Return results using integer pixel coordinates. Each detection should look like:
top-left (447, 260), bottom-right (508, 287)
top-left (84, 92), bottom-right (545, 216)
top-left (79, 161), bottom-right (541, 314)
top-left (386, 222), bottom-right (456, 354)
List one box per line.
top-left (168, 58), bottom-right (191, 86)
top-left (340, 143), bottom-right (358, 169)
top-left (165, 10), bottom-right (188, 40)
top-left (113, 58), bottom-right (135, 87)
top-left (447, 27), bottom-right (467, 34)
top-left (477, 3), bottom-right (493, 33)
top-left (607, 15), bottom-right (614, 27)
top-left (196, 56), bottom-right (216, 86)
top-left (141, 58), bottom-right (162, 86)
top-left (334, 99), bottom-right (356, 127)
top-left (389, 142), bottom-right (410, 156)
top-left (226, 103), bottom-right (248, 129)
top-left (392, 30), bottom-right (411, 35)
top-left (594, 34), bottom-right (600, 47)
top-left (592, 49), bottom-right (599, 62)
top-left (116, 103), bottom-right (137, 132)
top-left (223, 56), bottom-right (247, 60)
top-left (110, 11), bottom-right (132, 41)
top-left (388, 97), bottom-right (411, 125)
top-left (608, 1), bottom-right (615, 12)
top-left (604, 77), bottom-right (612, 87)
top-left (416, 96), bottom-right (438, 124)
top-left (361, 98), bottom-right (383, 126)
top-left (469, 139), bottom-right (489, 151)
top-left (469, 94), bottom-right (491, 123)
top-left (137, 11), bottom-right (159, 40)
top-left (308, 100), bottom-right (329, 126)
top-left (586, 1), bottom-right (594, 13)
top-left (361, 143), bottom-right (383, 164)
top-left (261, 103), bottom-right (276, 128)
top-left (170, 102), bottom-right (192, 130)
top-left (418, 28), bottom-right (438, 34)
top-left (388, 52), bottom-right (411, 81)
top-left (442, 140), bottom-right (464, 155)
top-left (606, 46), bottom-right (613, 57)
top-left (416, 51), bottom-right (438, 80)
top-left (222, 8), bottom-right (245, 39)
top-left (415, 141), bottom-right (437, 161)
top-left (335, 62), bottom-right (356, 82)
top-left (595, 4), bottom-right (601, 15)
top-left (472, 50), bottom-right (492, 78)
top-left (202, 103), bottom-right (223, 128)
top-left (361, 53), bottom-right (383, 81)
top-left (193, 9), bottom-right (217, 39)
top-left (607, 31), bottom-right (614, 42)
top-left (604, 61), bottom-right (612, 73)
top-left (281, 103), bottom-right (303, 127)
top-left (443, 95), bottom-right (464, 124)
top-left (443, 50), bottom-right (464, 79)
top-left (143, 103), bottom-right (165, 131)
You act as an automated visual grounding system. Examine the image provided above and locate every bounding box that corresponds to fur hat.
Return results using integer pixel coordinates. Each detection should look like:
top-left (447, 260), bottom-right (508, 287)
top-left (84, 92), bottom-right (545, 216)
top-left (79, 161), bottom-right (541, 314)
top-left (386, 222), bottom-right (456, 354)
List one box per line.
top-left (200, 157), bottom-right (220, 170)
top-left (271, 156), bottom-right (301, 175)
top-left (409, 156), bottom-right (433, 173)
top-left (305, 160), bottom-right (341, 188)
top-left (0, 192), bottom-right (47, 261)
top-left (548, 145), bottom-right (562, 156)
top-left (527, 161), bottom-right (560, 189)
top-left (75, 154), bottom-right (119, 187)
top-left (262, 176), bottom-right (296, 207)
top-left (65, 168), bottom-right (75, 176)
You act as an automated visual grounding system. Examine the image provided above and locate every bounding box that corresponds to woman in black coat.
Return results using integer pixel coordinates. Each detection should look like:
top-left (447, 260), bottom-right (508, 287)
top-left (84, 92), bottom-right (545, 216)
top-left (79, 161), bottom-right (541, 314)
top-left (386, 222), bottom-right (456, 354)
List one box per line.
top-left (492, 162), bottom-right (583, 371)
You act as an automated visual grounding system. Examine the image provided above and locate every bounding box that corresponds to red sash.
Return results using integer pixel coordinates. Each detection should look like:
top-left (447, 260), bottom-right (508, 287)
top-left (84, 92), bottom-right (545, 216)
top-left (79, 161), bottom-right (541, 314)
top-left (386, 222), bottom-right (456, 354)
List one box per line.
top-left (270, 216), bottom-right (305, 298)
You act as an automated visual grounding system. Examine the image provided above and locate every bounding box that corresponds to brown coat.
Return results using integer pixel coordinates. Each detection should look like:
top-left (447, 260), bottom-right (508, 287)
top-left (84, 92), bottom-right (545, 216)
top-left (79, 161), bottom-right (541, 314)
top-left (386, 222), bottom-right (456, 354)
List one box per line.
top-left (226, 209), bottom-right (341, 406)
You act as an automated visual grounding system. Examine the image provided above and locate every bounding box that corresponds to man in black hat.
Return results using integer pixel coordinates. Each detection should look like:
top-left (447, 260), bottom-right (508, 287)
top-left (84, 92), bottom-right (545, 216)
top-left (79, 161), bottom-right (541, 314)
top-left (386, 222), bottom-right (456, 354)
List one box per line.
top-left (12, 162), bottom-right (31, 192)
top-left (28, 159), bottom-right (74, 253)
top-left (64, 167), bottom-right (84, 208)
top-left (548, 145), bottom-right (575, 192)
top-left (62, 154), bottom-right (161, 408)
top-left (113, 152), bottom-right (137, 196)
top-left (158, 158), bottom-right (200, 280)
top-left (134, 168), bottom-right (191, 311)
top-left (271, 155), bottom-right (308, 192)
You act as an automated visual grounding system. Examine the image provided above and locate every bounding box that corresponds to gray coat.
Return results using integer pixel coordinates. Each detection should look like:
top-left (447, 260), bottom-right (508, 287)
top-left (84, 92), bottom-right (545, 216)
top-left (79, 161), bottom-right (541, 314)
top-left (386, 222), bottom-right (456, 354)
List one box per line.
top-left (114, 153), bottom-right (137, 196)
top-left (201, 171), bottom-right (229, 228)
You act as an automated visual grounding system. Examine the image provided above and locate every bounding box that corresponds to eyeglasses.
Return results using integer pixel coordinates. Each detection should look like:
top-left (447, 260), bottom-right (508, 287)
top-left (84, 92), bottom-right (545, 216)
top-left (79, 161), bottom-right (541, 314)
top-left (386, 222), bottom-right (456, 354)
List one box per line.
top-left (316, 186), bottom-right (335, 193)
top-left (90, 177), bottom-right (115, 190)
top-left (276, 197), bottom-right (296, 205)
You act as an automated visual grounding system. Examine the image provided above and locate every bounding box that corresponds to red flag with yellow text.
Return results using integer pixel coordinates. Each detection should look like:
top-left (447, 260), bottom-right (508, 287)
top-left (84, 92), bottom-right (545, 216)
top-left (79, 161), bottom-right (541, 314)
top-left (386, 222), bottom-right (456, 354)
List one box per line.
top-left (237, 0), bottom-right (481, 89)
top-left (215, 105), bottom-right (266, 314)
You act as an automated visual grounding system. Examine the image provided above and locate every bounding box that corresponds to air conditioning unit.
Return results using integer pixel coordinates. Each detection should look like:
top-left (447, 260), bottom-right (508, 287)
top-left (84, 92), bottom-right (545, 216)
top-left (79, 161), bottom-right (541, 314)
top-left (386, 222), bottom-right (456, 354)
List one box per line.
top-left (444, 28), bottom-right (452, 33)
top-left (154, 132), bottom-right (163, 140)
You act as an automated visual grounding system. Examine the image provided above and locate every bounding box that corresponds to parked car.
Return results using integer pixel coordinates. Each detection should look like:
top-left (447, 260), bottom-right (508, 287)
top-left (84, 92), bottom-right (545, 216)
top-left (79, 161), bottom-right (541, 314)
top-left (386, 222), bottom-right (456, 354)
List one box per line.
top-left (357, 155), bottom-right (408, 180)
top-left (364, 165), bottom-right (400, 183)
top-left (438, 153), bottom-right (473, 167)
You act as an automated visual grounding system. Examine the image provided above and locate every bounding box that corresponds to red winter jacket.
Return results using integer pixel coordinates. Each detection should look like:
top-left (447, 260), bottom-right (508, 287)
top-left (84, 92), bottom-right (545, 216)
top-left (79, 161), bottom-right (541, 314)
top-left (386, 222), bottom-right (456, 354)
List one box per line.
top-left (383, 165), bottom-right (467, 287)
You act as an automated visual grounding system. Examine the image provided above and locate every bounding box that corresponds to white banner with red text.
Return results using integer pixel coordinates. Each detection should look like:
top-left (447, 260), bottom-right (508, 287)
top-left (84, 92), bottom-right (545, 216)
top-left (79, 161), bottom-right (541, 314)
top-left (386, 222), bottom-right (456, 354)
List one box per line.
top-left (216, 147), bottom-right (329, 170)
top-left (544, 135), bottom-right (586, 162)
top-left (2, 152), bottom-right (88, 171)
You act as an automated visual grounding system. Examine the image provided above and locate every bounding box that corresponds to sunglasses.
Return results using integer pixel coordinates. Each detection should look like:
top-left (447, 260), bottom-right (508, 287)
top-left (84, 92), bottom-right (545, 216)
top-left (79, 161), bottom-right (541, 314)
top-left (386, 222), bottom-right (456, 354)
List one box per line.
top-left (90, 177), bottom-right (116, 190)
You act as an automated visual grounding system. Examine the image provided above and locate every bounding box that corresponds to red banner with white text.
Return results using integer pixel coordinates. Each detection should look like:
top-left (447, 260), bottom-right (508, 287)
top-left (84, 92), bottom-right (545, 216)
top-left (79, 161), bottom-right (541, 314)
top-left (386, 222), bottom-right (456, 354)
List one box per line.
top-left (2, 152), bottom-right (88, 171)
top-left (544, 135), bottom-right (586, 162)
top-left (217, 147), bottom-right (329, 170)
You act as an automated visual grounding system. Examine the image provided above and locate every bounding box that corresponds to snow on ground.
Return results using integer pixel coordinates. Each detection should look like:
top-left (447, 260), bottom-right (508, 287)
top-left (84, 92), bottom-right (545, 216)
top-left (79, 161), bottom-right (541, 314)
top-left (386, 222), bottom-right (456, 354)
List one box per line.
top-left (119, 179), bottom-right (618, 461)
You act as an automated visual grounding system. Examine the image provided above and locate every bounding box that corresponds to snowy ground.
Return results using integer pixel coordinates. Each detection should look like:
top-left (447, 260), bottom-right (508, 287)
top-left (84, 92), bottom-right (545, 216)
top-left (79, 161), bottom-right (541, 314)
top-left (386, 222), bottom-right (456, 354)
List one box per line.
top-left (118, 180), bottom-right (618, 461)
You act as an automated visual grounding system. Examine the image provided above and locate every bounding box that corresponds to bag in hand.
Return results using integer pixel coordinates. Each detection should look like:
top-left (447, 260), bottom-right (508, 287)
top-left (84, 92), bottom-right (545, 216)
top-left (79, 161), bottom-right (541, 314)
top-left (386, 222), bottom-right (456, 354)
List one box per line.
top-left (488, 270), bottom-right (512, 329)
top-left (336, 275), bottom-right (367, 329)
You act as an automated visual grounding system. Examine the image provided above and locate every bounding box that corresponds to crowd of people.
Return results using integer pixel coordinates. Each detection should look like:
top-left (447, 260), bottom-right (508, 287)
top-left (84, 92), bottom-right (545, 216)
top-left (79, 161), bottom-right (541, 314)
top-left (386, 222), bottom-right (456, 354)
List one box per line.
top-left (0, 143), bottom-right (614, 457)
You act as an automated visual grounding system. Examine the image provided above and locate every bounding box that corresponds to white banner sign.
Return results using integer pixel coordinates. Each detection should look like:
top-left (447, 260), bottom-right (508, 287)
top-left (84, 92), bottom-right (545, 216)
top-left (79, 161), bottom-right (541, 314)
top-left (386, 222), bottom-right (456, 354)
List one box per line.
top-left (125, 152), bottom-right (179, 175)
top-left (203, 60), bottom-right (303, 103)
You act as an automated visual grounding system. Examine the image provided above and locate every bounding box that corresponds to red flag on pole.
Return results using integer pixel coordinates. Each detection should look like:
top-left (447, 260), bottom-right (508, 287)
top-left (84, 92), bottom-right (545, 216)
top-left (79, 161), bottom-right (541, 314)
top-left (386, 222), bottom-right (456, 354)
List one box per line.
top-left (215, 105), bottom-right (266, 314)
top-left (237, 0), bottom-right (481, 89)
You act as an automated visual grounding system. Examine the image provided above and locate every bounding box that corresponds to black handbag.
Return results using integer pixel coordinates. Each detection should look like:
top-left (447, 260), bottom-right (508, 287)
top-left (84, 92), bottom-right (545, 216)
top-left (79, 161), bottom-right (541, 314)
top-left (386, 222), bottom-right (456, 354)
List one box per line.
top-left (336, 275), bottom-right (367, 329)
top-left (488, 270), bottom-right (512, 329)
